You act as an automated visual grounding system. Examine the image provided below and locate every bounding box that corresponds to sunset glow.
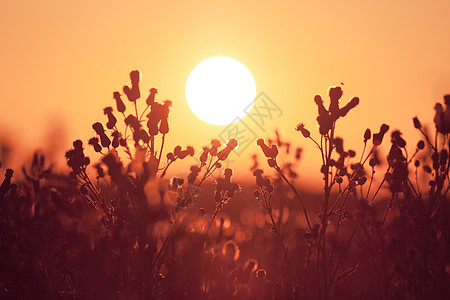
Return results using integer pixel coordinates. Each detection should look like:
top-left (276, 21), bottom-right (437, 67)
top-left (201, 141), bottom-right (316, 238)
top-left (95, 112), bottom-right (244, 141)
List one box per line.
top-left (1, 1), bottom-right (450, 299)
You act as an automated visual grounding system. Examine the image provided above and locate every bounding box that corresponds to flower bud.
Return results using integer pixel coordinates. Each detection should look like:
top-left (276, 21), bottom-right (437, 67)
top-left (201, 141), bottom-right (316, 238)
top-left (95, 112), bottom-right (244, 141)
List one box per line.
top-left (413, 117), bottom-right (422, 129)
top-left (364, 129), bottom-right (371, 142)
top-left (267, 158), bottom-right (276, 167)
top-left (358, 176), bottom-right (367, 185)
top-left (417, 140), bottom-right (425, 150)
top-left (295, 123), bottom-right (311, 138)
top-left (113, 92), bottom-right (126, 113)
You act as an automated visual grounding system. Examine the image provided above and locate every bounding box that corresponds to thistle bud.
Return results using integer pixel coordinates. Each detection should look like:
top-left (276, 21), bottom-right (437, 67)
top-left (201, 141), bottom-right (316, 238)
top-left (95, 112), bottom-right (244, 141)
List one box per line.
top-left (417, 140), bottom-right (425, 150)
top-left (295, 123), bottom-right (311, 138)
top-left (413, 117), bottom-right (422, 129)
top-left (113, 92), bottom-right (126, 113)
top-left (267, 158), bottom-right (276, 167)
top-left (364, 129), bottom-right (371, 142)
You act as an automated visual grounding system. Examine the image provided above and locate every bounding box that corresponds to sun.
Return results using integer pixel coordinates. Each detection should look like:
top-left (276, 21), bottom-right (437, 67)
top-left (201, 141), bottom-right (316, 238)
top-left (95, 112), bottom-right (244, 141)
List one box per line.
top-left (185, 57), bottom-right (256, 125)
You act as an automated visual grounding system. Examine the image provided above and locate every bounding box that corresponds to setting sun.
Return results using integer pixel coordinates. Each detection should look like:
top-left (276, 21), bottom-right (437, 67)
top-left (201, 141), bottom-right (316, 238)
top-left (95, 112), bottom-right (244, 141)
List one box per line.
top-left (185, 56), bottom-right (256, 125)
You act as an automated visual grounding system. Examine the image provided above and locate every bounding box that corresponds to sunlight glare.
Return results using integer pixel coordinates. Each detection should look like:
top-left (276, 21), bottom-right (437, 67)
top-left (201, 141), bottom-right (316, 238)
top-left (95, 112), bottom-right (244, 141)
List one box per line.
top-left (185, 57), bottom-right (256, 125)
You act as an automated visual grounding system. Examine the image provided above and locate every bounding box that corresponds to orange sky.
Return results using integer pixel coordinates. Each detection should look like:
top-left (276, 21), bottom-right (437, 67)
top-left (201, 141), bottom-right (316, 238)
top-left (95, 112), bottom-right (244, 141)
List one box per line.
top-left (1, 0), bottom-right (450, 188)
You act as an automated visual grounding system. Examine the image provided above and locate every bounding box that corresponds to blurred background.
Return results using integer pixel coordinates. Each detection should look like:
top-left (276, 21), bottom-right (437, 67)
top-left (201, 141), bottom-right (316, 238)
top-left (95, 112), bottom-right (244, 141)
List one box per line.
top-left (1, 0), bottom-right (450, 189)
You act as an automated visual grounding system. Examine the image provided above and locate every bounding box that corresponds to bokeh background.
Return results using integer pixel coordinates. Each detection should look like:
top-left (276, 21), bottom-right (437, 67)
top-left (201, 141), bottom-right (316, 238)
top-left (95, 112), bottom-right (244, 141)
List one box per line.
top-left (1, 0), bottom-right (450, 189)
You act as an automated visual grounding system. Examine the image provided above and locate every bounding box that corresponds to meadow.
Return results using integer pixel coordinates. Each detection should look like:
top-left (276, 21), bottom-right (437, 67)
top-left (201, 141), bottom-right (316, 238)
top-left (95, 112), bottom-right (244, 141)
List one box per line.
top-left (1, 71), bottom-right (449, 299)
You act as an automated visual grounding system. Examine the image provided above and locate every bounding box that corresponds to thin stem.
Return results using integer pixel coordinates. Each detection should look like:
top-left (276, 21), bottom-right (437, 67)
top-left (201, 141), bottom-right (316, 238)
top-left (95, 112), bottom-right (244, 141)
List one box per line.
top-left (268, 207), bottom-right (290, 283)
top-left (275, 164), bottom-right (312, 231)
top-left (157, 134), bottom-right (166, 170)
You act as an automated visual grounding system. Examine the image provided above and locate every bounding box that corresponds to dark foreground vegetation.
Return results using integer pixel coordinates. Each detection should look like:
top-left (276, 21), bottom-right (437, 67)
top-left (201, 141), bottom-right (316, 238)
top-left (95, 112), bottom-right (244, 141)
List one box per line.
top-left (1, 71), bottom-right (449, 299)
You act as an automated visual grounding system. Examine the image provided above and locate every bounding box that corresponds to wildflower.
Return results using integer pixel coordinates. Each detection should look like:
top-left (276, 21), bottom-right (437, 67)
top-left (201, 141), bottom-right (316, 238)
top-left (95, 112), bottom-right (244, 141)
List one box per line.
top-left (186, 146), bottom-right (194, 156)
top-left (124, 115), bottom-right (148, 144)
top-left (103, 107), bottom-right (117, 129)
top-left (295, 123), bottom-right (311, 138)
top-left (135, 128), bottom-right (150, 145)
top-left (187, 165), bottom-right (201, 184)
top-left (253, 169), bottom-right (264, 187)
top-left (166, 152), bottom-right (174, 161)
top-left (119, 138), bottom-right (127, 147)
top-left (373, 124), bottom-right (390, 146)
top-left (88, 137), bottom-right (102, 153)
top-left (178, 146), bottom-right (195, 159)
top-left (159, 100), bottom-right (172, 134)
top-left (113, 91), bottom-right (126, 113)
top-left (339, 97), bottom-right (359, 117)
top-left (215, 168), bottom-right (240, 202)
top-left (417, 140), bottom-right (425, 150)
top-left (92, 122), bottom-right (111, 148)
top-left (364, 129), bottom-right (371, 142)
top-left (125, 114), bottom-right (140, 131)
top-left (111, 131), bottom-right (120, 148)
top-left (357, 176), bottom-right (367, 185)
top-left (217, 139), bottom-right (238, 160)
top-left (314, 95), bottom-right (328, 116)
top-left (256, 138), bottom-right (278, 158)
top-left (391, 130), bottom-right (406, 148)
top-left (129, 70), bottom-right (140, 100)
top-left (123, 70), bottom-right (140, 102)
top-left (199, 147), bottom-right (209, 163)
top-left (73, 139), bottom-right (83, 151)
top-left (329, 86), bottom-right (343, 119)
top-left (146, 88), bottom-right (158, 106)
top-left (313, 87), bottom-right (359, 135)
top-left (267, 158), bottom-right (276, 167)
top-left (210, 139), bottom-right (221, 156)
top-left (173, 145), bottom-right (182, 157)
top-left (413, 116), bottom-right (422, 129)
top-left (387, 134), bottom-right (408, 193)
top-left (147, 102), bottom-right (163, 136)
top-left (123, 85), bottom-right (134, 102)
top-left (66, 140), bottom-right (90, 176)
top-left (317, 113), bottom-right (334, 135)
top-left (434, 103), bottom-right (447, 133)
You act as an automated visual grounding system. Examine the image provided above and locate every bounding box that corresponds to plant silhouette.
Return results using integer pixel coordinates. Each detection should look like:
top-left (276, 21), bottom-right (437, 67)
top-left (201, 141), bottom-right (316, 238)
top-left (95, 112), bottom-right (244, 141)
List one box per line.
top-left (0, 73), bottom-right (449, 300)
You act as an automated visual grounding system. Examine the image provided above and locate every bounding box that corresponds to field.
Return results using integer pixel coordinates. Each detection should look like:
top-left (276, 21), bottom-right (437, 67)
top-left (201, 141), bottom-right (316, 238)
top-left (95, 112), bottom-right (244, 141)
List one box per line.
top-left (1, 71), bottom-right (449, 299)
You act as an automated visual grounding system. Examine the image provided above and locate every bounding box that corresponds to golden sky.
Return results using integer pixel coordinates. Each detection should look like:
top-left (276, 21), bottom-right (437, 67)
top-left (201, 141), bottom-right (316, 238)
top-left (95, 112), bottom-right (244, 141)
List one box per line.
top-left (1, 0), bottom-right (450, 188)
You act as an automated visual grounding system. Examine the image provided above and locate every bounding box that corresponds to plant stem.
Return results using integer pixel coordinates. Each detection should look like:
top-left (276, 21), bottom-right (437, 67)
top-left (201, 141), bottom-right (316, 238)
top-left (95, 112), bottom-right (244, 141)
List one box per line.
top-left (275, 164), bottom-right (312, 231)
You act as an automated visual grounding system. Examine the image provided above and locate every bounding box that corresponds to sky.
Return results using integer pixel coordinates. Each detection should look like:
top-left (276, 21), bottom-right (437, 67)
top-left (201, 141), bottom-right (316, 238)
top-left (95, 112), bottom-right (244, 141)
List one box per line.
top-left (1, 0), bottom-right (450, 188)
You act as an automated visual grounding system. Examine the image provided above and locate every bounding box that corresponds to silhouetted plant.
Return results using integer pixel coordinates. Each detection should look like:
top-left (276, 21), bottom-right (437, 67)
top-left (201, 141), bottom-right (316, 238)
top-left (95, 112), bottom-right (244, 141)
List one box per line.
top-left (63, 70), bottom-right (241, 298)
top-left (1, 75), bottom-right (449, 300)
